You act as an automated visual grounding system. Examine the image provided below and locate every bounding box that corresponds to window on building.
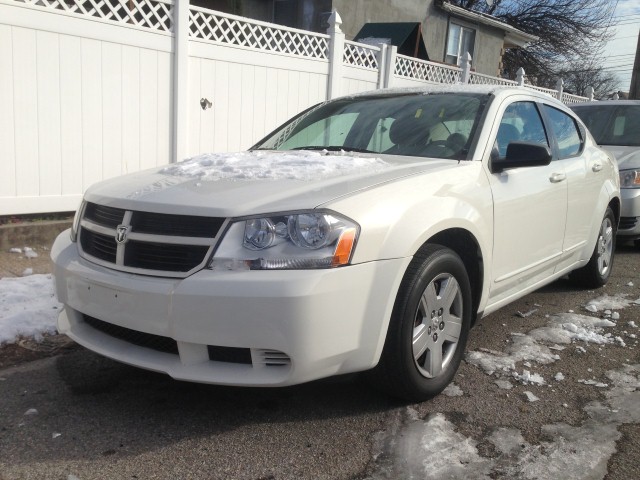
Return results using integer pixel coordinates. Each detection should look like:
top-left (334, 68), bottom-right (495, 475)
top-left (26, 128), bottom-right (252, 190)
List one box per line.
top-left (445, 23), bottom-right (475, 66)
top-left (273, 0), bottom-right (298, 28)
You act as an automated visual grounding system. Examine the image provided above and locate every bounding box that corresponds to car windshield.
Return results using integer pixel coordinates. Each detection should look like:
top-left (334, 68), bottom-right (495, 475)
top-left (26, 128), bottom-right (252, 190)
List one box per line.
top-left (253, 92), bottom-right (488, 160)
top-left (572, 104), bottom-right (640, 147)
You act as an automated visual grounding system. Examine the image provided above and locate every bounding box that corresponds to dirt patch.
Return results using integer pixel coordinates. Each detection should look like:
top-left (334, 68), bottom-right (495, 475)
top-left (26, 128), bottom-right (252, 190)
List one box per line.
top-left (0, 334), bottom-right (79, 370)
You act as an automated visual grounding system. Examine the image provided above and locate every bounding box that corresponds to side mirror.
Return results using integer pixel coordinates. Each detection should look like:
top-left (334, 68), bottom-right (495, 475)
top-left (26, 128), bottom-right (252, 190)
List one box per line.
top-left (491, 142), bottom-right (552, 173)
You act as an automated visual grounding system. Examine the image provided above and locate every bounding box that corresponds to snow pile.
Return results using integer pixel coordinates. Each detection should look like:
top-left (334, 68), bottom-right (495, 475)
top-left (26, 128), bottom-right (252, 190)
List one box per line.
top-left (160, 151), bottom-right (390, 182)
top-left (513, 370), bottom-right (545, 385)
top-left (8, 246), bottom-right (38, 258)
top-left (0, 274), bottom-right (61, 344)
top-left (442, 383), bottom-right (463, 397)
top-left (467, 312), bottom-right (619, 382)
top-left (584, 293), bottom-right (635, 311)
top-left (368, 365), bottom-right (640, 480)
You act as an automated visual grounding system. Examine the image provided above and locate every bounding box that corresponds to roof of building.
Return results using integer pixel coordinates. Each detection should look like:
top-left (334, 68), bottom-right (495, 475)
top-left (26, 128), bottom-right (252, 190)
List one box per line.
top-left (437, 1), bottom-right (538, 48)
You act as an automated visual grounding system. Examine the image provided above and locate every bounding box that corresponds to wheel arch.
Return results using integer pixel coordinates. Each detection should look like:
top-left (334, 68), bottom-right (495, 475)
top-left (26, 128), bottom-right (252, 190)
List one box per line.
top-left (609, 196), bottom-right (621, 227)
top-left (418, 228), bottom-right (485, 326)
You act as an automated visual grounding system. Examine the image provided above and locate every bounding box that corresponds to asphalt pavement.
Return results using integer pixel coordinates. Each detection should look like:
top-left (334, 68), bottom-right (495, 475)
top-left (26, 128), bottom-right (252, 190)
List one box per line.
top-left (1, 242), bottom-right (639, 480)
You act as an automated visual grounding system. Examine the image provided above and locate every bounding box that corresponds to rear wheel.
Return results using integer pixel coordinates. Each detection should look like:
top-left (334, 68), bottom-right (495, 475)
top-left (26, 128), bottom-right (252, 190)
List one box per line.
top-left (569, 207), bottom-right (616, 288)
top-left (371, 245), bottom-right (472, 402)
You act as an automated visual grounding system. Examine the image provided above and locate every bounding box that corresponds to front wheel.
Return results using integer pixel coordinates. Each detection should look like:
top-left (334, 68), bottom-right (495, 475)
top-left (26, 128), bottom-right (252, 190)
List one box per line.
top-left (370, 245), bottom-right (472, 402)
top-left (569, 207), bottom-right (616, 288)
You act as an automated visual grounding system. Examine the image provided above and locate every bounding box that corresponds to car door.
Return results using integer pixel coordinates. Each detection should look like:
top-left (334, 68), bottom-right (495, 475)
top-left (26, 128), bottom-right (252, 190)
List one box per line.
top-left (487, 100), bottom-right (568, 306)
top-left (539, 104), bottom-right (601, 272)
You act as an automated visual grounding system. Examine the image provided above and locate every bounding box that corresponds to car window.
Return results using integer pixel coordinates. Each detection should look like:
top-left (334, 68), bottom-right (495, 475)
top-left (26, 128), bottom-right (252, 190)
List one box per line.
top-left (279, 113), bottom-right (359, 149)
top-left (572, 104), bottom-right (640, 147)
top-left (254, 93), bottom-right (488, 160)
top-left (496, 102), bottom-right (548, 157)
top-left (366, 117), bottom-right (395, 152)
top-left (542, 105), bottom-right (583, 158)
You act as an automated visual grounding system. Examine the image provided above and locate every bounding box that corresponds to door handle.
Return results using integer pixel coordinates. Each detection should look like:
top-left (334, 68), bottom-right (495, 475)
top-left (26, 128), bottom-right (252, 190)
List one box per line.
top-left (549, 172), bottom-right (566, 183)
top-left (592, 163), bottom-right (603, 172)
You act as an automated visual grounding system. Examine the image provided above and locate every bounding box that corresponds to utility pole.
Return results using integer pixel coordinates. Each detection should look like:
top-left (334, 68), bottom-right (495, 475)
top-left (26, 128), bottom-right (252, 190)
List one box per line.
top-left (630, 29), bottom-right (640, 99)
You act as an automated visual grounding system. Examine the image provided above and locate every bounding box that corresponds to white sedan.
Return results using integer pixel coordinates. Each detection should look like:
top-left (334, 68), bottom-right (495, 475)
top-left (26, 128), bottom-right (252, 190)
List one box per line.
top-left (52, 86), bottom-right (620, 401)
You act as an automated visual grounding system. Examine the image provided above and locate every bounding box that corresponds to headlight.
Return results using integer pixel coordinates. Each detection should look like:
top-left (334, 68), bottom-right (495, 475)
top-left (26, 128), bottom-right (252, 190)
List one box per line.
top-left (211, 211), bottom-right (359, 270)
top-left (69, 200), bottom-right (86, 242)
top-left (620, 169), bottom-right (640, 189)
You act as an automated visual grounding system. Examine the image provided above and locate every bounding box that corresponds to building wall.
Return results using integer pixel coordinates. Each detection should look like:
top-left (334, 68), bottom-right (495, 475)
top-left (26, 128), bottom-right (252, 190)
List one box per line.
top-left (334, 0), bottom-right (428, 39)
top-left (473, 24), bottom-right (505, 77)
top-left (422, 2), bottom-right (447, 63)
top-left (422, 2), bottom-right (504, 76)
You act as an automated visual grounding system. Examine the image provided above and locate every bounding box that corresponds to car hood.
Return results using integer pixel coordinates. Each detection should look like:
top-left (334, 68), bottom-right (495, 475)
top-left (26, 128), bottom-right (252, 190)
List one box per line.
top-left (84, 150), bottom-right (459, 217)
top-left (602, 146), bottom-right (640, 170)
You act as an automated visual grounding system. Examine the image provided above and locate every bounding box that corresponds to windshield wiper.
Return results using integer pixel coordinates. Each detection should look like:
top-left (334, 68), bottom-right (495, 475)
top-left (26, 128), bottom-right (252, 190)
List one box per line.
top-left (292, 146), bottom-right (376, 153)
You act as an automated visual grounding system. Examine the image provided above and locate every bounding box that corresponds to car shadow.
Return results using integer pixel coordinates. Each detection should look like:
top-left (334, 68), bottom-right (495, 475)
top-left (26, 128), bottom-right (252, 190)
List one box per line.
top-left (0, 347), bottom-right (403, 466)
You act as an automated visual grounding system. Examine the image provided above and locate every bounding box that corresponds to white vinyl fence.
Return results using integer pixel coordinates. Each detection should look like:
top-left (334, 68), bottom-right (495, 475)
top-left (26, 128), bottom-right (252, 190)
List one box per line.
top-left (0, 0), bottom-right (591, 215)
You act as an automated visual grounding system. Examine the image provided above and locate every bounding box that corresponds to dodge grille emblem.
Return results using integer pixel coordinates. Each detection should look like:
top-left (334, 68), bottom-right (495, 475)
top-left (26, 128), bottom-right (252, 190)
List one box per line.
top-left (115, 225), bottom-right (130, 244)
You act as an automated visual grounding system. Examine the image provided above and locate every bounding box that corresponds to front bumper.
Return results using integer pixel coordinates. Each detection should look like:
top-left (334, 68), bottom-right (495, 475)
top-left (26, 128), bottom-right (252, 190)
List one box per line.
top-left (52, 230), bottom-right (409, 386)
top-left (618, 188), bottom-right (640, 238)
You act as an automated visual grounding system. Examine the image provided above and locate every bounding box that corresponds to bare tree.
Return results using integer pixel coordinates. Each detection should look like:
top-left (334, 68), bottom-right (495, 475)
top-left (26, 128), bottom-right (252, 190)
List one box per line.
top-left (448, 0), bottom-right (617, 84)
top-left (558, 58), bottom-right (620, 99)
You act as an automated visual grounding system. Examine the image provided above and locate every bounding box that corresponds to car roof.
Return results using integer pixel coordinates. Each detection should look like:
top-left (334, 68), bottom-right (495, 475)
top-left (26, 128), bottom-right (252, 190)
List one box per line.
top-left (339, 84), bottom-right (564, 105)
top-left (571, 100), bottom-right (640, 108)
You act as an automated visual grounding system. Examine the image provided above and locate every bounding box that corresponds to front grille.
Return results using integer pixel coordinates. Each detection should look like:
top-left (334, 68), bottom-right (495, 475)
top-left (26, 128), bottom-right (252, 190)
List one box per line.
top-left (83, 315), bottom-right (179, 355)
top-left (84, 203), bottom-right (126, 228)
top-left (78, 202), bottom-right (225, 277)
top-left (619, 217), bottom-right (638, 230)
top-left (80, 229), bottom-right (117, 263)
top-left (125, 241), bottom-right (210, 272)
top-left (131, 211), bottom-right (224, 237)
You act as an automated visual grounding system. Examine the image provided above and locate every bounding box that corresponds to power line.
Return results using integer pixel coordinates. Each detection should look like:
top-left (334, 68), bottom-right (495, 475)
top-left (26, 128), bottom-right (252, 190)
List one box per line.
top-left (611, 34), bottom-right (640, 40)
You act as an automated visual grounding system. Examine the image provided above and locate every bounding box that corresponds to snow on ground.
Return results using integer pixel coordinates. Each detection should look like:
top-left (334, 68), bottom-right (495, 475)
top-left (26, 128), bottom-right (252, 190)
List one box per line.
top-left (368, 364), bottom-right (640, 480)
top-left (367, 293), bottom-right (640, 479)
top-left (0, 274), bottom-right (60, 344)
top-left (466, 311), bottom-right (622, 383)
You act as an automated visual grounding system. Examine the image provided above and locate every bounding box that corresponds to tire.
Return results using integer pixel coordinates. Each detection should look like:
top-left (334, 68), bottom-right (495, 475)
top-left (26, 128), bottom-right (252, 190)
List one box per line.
top-left (371, 244), bottom-right (472, 402)
top-left (569, 207), bottom-right (616, 288)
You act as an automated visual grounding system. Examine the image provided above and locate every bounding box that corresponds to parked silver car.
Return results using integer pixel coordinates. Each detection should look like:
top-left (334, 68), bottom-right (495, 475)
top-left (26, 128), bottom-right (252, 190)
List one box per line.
top-left (571, 101), bottom-right (640, 245)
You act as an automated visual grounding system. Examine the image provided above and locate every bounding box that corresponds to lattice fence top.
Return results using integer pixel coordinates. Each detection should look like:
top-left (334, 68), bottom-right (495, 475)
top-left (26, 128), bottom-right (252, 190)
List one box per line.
top-left (189, 6), bottom-right (328, 59)
top-left (13, 0), bottom-right (173, 32)
top-left (562, 93), bottom-right (591, 104)
top-left (394, 54), bottom-right (461, 84)
top-left (524, 84), bottom-right (558, 96)
top-left (343, 41), bottom-right (379, 70)
top-left (469, 71), bottom-right (517, 86)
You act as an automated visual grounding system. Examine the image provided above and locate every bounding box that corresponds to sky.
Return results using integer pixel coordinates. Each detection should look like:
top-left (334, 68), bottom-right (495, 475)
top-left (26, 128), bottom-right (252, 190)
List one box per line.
top-left (602, 0), bottom-right (640, 92)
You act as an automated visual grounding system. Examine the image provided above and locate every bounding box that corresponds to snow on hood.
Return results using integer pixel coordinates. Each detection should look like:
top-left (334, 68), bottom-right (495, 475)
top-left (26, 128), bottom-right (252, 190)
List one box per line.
top-left (160, 151), bottom-right (391, 182)
top-left (84, 150), bottom-right (449, 217)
